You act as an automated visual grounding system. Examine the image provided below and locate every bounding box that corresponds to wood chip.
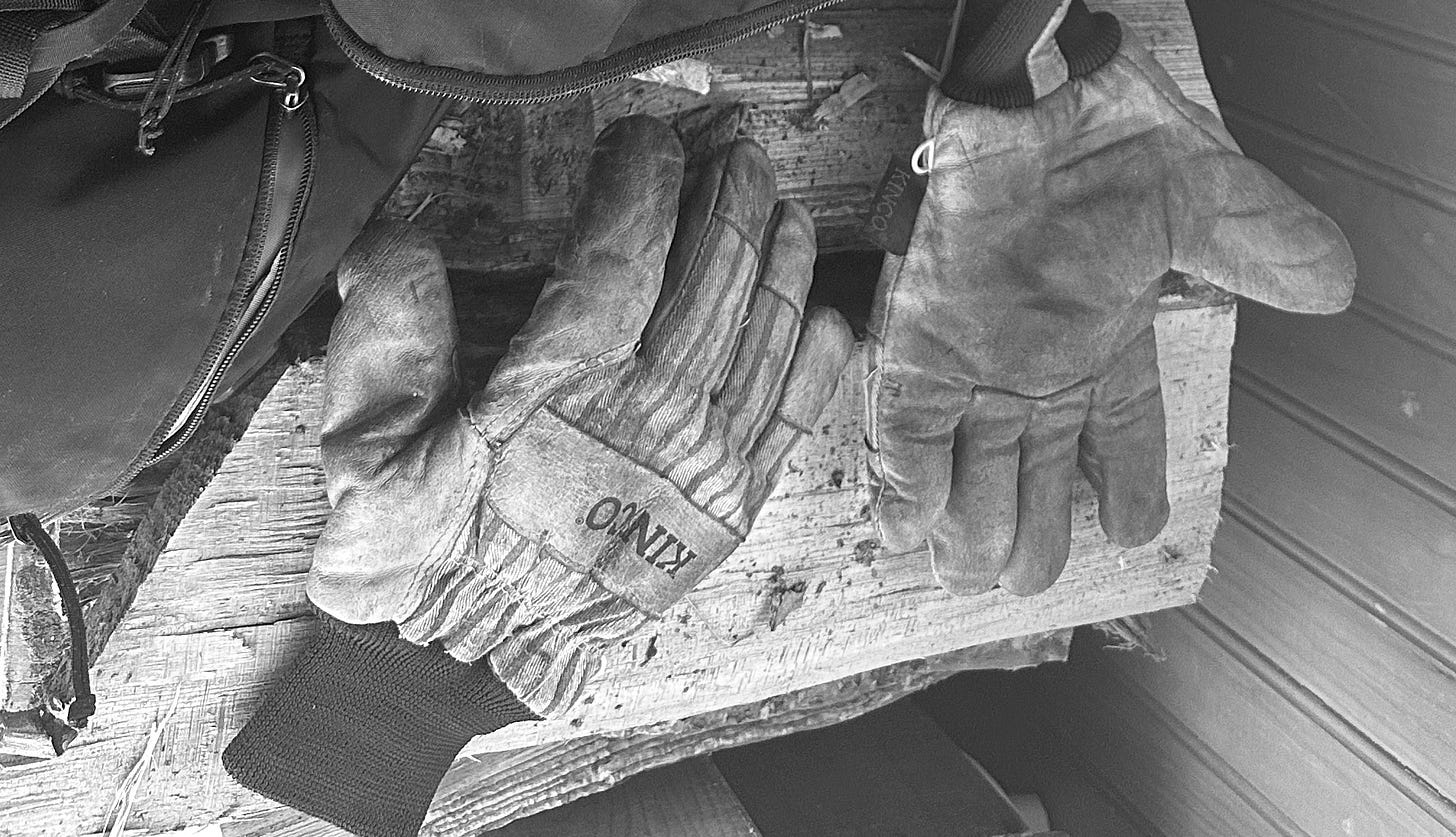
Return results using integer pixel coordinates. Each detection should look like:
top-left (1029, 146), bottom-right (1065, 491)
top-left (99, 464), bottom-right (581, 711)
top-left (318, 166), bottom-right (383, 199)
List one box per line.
top-left (808, 72), bottom-right (878, 125)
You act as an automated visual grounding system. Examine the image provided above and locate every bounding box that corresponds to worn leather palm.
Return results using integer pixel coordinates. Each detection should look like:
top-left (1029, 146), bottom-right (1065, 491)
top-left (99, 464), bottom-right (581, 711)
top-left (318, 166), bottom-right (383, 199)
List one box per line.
top-left (867, 9), bottom-right (1356, 597)
top-left (313, 115), bottom-right (853, 715)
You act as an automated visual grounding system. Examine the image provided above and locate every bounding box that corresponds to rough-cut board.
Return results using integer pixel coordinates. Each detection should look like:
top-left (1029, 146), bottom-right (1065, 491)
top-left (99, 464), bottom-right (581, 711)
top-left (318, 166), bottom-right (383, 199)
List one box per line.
top-left (214, 634), bottom-right (1066, 837)
top-left (384, 0), bottom-right (1219, 274)
top-left (80, 305), bottom-right (1224, 755)
top-left (423, 634), bottom-right (1066, 835)
top-left (0, 303), bottom-right (1225, 836)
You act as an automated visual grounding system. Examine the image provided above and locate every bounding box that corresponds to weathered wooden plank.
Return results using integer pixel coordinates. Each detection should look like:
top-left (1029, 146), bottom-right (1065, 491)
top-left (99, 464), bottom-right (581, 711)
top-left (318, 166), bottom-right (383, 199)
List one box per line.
top-left (0, 628), bottom-right (1063, 836)
top-left (0, 297), bottom-right (1225, 835)
top-left (385, 0), bottom-right (1220, 273)
top-left (420, 635), bottom-right (1065, 836)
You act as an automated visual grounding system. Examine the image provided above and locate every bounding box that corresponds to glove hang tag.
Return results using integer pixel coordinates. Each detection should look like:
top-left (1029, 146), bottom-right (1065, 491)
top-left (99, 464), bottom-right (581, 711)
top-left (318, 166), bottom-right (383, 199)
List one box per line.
top-left (861, 154), bottom-right (928, 256)
top-left (1027, 0), bottom-right (1072, 99)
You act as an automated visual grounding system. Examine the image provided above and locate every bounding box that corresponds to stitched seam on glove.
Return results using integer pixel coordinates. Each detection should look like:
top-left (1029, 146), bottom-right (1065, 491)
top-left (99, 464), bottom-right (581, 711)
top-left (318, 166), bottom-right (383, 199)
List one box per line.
top-left (469, 339), bottom-right (641, 440)
top-left (394, 496), bottom-right (653, 714)
top-left (867, 252), bottom-right (916, 534)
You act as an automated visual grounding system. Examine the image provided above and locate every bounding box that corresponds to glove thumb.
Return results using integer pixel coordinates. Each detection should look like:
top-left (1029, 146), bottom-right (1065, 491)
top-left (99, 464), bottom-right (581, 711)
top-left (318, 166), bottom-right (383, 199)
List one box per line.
top-left (471, 116), bottom-right (684, 441)
top-left (321, 221), bottom-right (461, 500)
top-left (1169, 126), bottom-right (1356, 315)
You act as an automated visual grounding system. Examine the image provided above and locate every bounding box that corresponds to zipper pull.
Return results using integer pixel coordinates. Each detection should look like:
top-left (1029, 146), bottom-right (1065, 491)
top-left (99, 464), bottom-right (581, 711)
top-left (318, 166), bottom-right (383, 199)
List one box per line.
top-left (249, 53), bottom-right (309, 112)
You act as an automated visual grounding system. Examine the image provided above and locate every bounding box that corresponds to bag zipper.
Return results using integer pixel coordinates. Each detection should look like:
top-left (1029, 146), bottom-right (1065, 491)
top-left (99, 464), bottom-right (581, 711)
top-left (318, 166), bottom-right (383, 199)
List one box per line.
top-left (105, 53), bottom-right (315, 493)
top-left (322, 0), bottom-right (846, 104)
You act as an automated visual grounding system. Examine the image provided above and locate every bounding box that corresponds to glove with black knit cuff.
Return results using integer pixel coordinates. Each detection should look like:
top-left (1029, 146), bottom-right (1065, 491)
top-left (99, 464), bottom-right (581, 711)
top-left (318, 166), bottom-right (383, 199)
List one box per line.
top-left (224, 114), bottom-right (853, 837)
top-left (866, 0), bottom-right (1355, 597)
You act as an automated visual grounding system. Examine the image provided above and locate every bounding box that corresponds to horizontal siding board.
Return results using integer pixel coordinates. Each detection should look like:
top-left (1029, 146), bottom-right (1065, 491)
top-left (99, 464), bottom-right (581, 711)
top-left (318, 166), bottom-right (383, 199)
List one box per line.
top-left (1233, 305), bottom-right (1456, 490)
top-left (1187, 0), bottom-right (1456, 193)
top-left (1224, 387), bottom-right (1456, 645)
top-left (1080, 3), bottom-right (1456, 835)
top-left (1052, 658), bottom-right (1297, 837)
top-left (1222, 116), bottom-right (1456, 334)
top-left (1104, 608), bottom-right (1453, 836)
top-left (1207, 514), bottom-right (1456, 800)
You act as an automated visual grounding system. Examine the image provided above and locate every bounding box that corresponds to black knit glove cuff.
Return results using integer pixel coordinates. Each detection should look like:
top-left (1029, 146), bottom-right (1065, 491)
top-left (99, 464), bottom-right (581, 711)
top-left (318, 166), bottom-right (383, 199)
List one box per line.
top-left (942, 0), bottom-right (1122, 107)
top-left (222, 615), bottom-right (538, 837)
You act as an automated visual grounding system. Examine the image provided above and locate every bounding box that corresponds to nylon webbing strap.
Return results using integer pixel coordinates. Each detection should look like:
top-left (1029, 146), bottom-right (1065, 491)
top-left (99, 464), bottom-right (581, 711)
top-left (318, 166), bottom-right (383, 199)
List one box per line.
top-left (0, 11), bottom-right (45, 97)
top-left (0, 0), bottom-right (90, 10)
top-left (28, 0), bottom-right (148, 71)
top-left (0, 0), bottom-right (108, 97)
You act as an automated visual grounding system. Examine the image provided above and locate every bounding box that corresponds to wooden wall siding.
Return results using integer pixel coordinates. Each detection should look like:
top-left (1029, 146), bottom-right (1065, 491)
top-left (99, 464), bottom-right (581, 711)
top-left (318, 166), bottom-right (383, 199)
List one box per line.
top-left (1231, 308), bottom-right (1456, 491)
top-left (1191, 2), bottom-right (1456, 193)
top-left (1227, 114), bottom-right (1456, 334)
top-left (1049, 0), bottom-right (1456, 834)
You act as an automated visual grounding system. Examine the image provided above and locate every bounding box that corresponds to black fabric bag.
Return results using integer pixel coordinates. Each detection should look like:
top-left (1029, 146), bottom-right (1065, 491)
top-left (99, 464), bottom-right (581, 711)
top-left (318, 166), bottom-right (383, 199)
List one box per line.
top-left (0, 1), bottom-right (447, 524)
top-left (0, 0), bottom-right (445, 751)
top-left (1, 0), bottom-right (852, 526)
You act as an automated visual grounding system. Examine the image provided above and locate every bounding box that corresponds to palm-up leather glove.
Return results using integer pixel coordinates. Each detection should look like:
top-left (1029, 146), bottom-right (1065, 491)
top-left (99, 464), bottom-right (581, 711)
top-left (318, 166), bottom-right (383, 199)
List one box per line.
top-left (224, 115), bottom-right (853, 837)
top-left (867, 0), bottom-right (1355, 597)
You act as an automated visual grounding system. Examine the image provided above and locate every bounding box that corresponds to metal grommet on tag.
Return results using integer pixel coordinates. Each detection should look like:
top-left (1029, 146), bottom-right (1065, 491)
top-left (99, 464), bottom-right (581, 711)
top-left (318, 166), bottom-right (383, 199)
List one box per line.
top-left (911, 138), bottom-right (936, 175)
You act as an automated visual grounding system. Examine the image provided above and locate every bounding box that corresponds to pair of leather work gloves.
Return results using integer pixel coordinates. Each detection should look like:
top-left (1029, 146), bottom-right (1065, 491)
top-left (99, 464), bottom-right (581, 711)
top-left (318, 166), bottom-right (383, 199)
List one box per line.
top-left (225, 3), bottom-right (1354, 835)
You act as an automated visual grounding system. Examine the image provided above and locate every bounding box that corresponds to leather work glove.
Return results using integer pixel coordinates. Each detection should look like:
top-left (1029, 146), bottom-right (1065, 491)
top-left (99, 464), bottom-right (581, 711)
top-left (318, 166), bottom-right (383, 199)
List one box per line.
top-left (224, 115), bottom-right (853, 837)
top-left (866, 0), bottom-right (1356, 597)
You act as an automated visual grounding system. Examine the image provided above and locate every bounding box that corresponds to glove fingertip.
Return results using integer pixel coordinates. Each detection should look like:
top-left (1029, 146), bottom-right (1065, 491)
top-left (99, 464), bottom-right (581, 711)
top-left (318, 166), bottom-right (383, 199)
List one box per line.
top-left (720, 135), bottom-right (776, 191)
top-left (929, 528), bottom-right (1010, 597)
top-left (776, 306), bottom-right (855, 424)
top-left (773, 196), bottom-right (815, 238)
top-left (998, 562), bottom-right (1060, 597)
top-left (595, 113), bottom-right (685, 162)
top-left (872, 489), bottom-right (932, 553)
top-left (336, 220), bottom-right (446, 302)
top-left (802, 305), bottom-right (856, 373)
top-left (1101, 490), bottom-right (1170, 547)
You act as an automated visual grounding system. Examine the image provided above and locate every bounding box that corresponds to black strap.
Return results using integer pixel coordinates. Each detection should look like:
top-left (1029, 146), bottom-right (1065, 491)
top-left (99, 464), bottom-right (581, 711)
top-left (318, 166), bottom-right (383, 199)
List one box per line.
top-left (27, 0), bottom-right (149, 71)
top-left (0, 1), bottom-right (91, 10)
top-left (7, 513), bottom-right (97, 739)
top-left (0, 9), bottom-right (49, 97)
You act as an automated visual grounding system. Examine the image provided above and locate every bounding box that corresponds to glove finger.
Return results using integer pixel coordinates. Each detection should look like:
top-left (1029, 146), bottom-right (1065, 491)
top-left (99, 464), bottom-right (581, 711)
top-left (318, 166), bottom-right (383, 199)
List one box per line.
top-left (869, 392), bottom-right (960, 553)
top-left (473, 116), bottom-right (685, 437)
top-left (999, 385), bottom-right (1091, 596)
top-left (322, 221), bottom-right (459, 492)
top-left (1078, 328), bottom-right (1170, 547)
top-left (639, 137), bottom-right (779, 391)
top-left (928, 390), bottom-right (1029, 596)
top-left (718, 199), bottom-right (816, 454)
top-left (739, 306), bottom-right (854, 515)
